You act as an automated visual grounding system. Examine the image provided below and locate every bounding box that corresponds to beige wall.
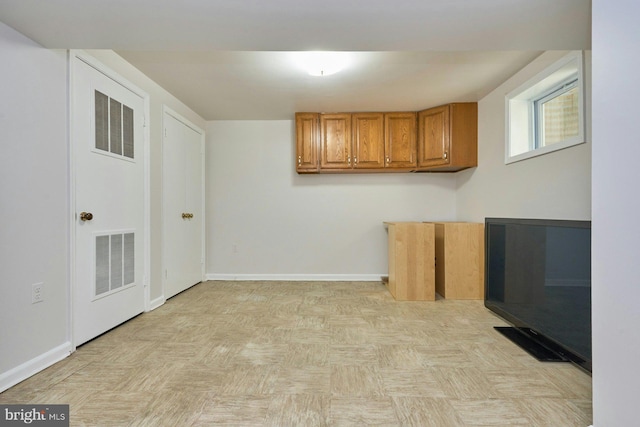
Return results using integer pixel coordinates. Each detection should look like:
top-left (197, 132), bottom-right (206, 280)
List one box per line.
top-left (456, 51), bottom-right (592, 222)
top-left (0, 23), bottom-right (69, 390)
top-left (206, 120), bottom-right (458, 279)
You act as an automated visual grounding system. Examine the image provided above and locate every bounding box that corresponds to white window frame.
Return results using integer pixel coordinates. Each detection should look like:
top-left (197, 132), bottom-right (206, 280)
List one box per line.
top-left (505, 51), bottom-right (585, 164)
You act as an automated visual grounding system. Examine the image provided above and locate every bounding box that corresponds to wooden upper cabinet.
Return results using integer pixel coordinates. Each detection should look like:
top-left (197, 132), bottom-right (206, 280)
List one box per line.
top-left (385, 112), bottom-right (417, 168)
top-left (295, 113), bottom-right (319, 173)
top-left (320, 113), bottom-right (352, 169)
top-left (295, 104), bottom-right (477, 173)
top-left (352, 113), bottom-right (384, 169)
top-left (417, 103), bottom-right (477, 172)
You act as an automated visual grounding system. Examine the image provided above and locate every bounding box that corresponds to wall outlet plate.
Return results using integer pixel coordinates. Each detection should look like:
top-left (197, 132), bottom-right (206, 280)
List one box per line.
top-left (32, 282), bottom-right (43, 304)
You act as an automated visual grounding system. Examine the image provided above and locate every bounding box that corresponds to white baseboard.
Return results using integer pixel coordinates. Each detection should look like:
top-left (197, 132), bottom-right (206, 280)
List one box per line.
top-left (0, 342), bottom-right (72, 393)
top-left (205, 274), bottom-right (386, 282)
top-left (147, 295), bottom-right (165, 311)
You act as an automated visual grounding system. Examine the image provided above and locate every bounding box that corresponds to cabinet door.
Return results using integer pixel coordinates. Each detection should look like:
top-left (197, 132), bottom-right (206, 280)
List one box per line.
top-left (352, 113), bottom-right (384, 169)
top-left (418, 105), bottom-right (450, 167)
top-left (320, 113), bottom-right (352, 169)
top-left (385, 112), bottom-right (417, 168)
top-left (295, 113), bottom-right (319, 172)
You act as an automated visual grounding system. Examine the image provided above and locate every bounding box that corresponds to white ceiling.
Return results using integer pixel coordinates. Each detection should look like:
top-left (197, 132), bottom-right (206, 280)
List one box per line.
top-left (0, 0), bottom-right (591, 120)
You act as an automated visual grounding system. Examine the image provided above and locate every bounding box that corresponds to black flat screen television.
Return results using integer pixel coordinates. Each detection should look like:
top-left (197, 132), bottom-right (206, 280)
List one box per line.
top-left (484, 218), bottom-right (591, 372)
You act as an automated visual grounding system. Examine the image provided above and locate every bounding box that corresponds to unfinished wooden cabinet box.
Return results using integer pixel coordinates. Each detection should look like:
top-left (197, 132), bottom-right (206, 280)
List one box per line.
top-left (430, 222), bottom-right (484, 299)
top-left (384, 222), bottom-right (435, 301)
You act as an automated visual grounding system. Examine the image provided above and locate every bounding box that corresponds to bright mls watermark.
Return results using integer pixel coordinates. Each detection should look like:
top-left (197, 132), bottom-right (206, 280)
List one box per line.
top-left (0, 405), bottom-right (69, 426)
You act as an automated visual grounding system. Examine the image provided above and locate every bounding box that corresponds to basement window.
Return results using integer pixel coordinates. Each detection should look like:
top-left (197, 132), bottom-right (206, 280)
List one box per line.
top-left (505, 51), bottom-right (585, 164)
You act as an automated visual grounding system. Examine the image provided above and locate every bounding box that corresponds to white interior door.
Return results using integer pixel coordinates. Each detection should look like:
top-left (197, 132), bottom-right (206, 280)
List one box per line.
top-left (163, 109), bottom-right (204, 299)
top-left (73, 55), bottom-right (147, 346)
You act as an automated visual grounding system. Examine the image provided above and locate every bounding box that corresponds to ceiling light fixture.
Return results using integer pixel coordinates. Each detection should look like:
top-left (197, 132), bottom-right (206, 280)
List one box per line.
top-left (294, 51), bottom-right (350, 77)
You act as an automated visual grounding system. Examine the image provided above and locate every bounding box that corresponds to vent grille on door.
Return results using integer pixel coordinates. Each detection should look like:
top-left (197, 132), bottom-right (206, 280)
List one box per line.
top-left (94, 90), bottom-right (134, 159)
top-left (95, 232), bottom-right (135, 297)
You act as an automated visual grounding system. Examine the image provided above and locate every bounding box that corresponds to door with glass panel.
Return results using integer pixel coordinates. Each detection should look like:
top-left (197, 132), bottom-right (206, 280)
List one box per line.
top-left (72, 55), bottom-right (146, 346)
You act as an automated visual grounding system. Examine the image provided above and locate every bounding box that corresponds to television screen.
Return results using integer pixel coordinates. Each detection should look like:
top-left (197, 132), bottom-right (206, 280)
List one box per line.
top-left (485, 218), bottom-right (591, 372)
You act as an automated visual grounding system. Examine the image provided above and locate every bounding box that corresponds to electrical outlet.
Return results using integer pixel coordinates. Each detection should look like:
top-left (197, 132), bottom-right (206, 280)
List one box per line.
top-left (32, 282), bottom-right (43, 304)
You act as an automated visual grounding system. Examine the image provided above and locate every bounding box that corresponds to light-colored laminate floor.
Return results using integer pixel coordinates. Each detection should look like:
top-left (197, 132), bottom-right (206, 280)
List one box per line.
top-left (0, 281), bottom-right (592, 426)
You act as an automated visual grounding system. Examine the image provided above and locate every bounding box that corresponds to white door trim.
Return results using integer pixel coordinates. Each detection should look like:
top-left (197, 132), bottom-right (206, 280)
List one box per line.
top-left (68, 49), bottom-right (151, 350)
top-left (161, 105), bottom-right (206, 300)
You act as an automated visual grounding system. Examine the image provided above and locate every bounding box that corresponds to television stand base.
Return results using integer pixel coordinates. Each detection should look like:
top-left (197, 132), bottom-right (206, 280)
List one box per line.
top-left (494, 327), bottom-right (569, 362)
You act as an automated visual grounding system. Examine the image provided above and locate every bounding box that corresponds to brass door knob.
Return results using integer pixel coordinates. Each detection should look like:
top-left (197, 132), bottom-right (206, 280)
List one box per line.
top-left (80, 212), bottom-right (93, 221)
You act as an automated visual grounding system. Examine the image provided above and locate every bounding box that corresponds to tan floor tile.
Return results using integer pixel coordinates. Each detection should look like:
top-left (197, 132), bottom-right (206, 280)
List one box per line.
top-left (290, 328), bottom-right (332, 345)
top-left (329, 397), bottom-right (399, 425)
top-left (200, 343), bottom-right (243, 367)
top-left (329, 345), bottom-right (379, 365)
top-left (418, 346), bottom-right (475, 368)
top-left (284, 343), bottom-right (330, 367)
top-left (165, 364), bottom-right (229, 393)
top-left (72, 391), bottom-right (155, 427)
top-left (330, 366), bottom-right (385, 397)
top-left (222, 365), bottom-right (280, 395)
top-left (538, 364), bottom-right (593, 399)
top-left (236, 342), bottom-right (288, 366)
top-left (380, 368), bottom-right (448, 397)
top-left (265, 394), bottom-right (329, 426)
top-left (129, 389), bottom-right (209, 427)
top-left (192, 395), bottom-right (271, 426)
top-left (1, 280), bottom-right (592, 426)
top-left (486, 369), bottom-right (566, 398)
top-left (449, 399), bottom-right (534, 425)
top-left (115, 361), bottom-right (185, 392)
top-left (271, 367), bottom-right (331, 394)
top-left (434, 368), bottom-right (500, 399)
top-left (375, 345), bottom-right (428, 369)
top-left (521, 397), bottom-right (594, 426)
top-left (391, 397), bottom-right (464, 426)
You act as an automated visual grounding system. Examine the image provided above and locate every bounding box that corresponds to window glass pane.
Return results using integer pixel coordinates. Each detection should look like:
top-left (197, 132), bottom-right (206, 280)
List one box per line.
top-left (542, 86), bottom-right (579, 146)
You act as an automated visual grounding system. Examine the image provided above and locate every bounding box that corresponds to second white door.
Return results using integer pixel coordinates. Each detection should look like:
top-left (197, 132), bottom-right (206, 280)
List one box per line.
top-left (163, 109), bottom-right (204, 299)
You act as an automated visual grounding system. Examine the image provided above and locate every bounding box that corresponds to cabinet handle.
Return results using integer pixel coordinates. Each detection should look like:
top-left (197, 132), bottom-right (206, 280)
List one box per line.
top-left (348, 156), bottom-right (351, 165)
top-left (298, 155), bottom-right (302, 166)
top-left (443, 152), bottom-right (448, 160)
top-left (386, 157), bottom-right (390, 164)
top-left (354, 157), bottom-right (357, 164)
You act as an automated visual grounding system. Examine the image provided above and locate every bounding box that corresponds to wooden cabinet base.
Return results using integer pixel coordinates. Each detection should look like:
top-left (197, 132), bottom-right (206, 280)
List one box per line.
top-left (431, 222), bottom-right (484, 300)
top-left (385, 222), bottom-right (435, 301)
top-left (384, 221), bottom-right (484, 301)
